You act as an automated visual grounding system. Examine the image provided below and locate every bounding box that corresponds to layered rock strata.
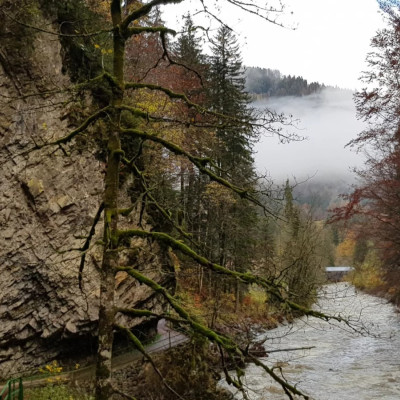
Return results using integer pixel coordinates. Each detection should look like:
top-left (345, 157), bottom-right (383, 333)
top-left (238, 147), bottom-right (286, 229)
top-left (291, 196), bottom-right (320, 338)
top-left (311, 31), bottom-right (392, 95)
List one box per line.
top-left (0, 3), bottom-right (172, 377)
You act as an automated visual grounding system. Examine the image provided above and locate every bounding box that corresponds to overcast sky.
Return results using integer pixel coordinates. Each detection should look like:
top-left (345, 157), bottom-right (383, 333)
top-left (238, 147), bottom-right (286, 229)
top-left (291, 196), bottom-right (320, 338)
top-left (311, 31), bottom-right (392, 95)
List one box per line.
top-left (162, 0), bottom-right (387, 182)
top-left (237, 0), bottom-right (385, 90)
top-left (162, 0), bottom-right (385, 89)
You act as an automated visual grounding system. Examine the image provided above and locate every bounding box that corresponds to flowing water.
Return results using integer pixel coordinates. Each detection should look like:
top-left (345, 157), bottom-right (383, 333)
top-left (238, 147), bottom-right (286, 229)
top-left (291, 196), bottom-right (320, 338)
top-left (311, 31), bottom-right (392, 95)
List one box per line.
top-left (221, 283), bottom-right (400, 399)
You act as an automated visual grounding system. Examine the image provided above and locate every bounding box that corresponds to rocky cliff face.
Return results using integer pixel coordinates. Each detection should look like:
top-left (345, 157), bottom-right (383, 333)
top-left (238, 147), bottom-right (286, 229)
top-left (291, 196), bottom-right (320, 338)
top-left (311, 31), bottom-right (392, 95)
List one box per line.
top-left (0, 2), bottom-right (173, 378)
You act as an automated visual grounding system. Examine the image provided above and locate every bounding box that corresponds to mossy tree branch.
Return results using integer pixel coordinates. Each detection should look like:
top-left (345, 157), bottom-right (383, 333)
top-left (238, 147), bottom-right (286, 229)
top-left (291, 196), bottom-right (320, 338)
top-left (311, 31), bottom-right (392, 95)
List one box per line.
top-left (116, 229), bottom-right (347, 323)
top-left (115, 266), bottom-right (308, 399)
top-left (116, 308), bottom-right (186, 326)
top-left (126, 26), bottom-right (176, 38)
top-left (123, 81), bottom-right (298, 142)
top-left (245, 353), bottom-right (308, 400)
top-left (35, 106), bottom-right (111, 150)
top-left (119, 127), bottom-right (279, 217)
top-left (116, 266), bottom-right (237, 350)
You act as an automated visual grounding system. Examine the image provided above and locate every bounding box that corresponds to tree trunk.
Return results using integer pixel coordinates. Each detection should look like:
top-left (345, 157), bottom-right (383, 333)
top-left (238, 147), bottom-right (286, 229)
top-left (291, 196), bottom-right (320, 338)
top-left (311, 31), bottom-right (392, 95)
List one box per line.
top-left (95, 1), bottom-right (125, 398)
top-left (95, 130), bottom-right (121, 399)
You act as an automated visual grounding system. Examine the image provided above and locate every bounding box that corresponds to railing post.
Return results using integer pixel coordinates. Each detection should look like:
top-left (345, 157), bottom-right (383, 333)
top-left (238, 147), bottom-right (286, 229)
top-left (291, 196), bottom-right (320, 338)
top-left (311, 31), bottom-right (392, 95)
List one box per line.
top-left (1, 378), bottom-right (23, 400)
top-left (18, 378), bottom-right (23, 400)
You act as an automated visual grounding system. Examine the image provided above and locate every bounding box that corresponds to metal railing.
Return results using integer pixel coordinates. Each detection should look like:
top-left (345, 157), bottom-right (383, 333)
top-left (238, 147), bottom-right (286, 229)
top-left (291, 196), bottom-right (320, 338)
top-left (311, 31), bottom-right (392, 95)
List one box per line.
top-left (0, 327), bottom-right (188, 394)
top-left (0, 378), bottom-right (23, 400)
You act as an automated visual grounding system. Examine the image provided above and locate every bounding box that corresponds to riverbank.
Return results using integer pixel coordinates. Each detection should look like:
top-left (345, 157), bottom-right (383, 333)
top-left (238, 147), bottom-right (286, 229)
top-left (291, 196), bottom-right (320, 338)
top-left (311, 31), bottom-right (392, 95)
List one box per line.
top-left (347, 265), bottom-right (400, 307)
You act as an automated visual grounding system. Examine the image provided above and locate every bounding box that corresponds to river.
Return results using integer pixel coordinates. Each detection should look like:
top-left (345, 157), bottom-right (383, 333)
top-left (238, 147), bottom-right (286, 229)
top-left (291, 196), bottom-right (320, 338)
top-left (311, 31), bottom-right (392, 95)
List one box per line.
top-left (221, 283), bottom-right (400, 399)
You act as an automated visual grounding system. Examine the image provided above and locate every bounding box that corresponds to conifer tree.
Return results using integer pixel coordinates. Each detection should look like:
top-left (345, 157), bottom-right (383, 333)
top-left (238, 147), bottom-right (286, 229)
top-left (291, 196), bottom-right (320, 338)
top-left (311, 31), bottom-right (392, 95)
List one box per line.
top-left (203, 26), bottom-right (259, 307)
top-left (175, 14), bottom-right (204, 67)
top-left (172, 14), bottom-right (208, 235)
top-left (279, 181), bottom-right (325, 307)
top-left (208, 25), bottom-right (255, 182)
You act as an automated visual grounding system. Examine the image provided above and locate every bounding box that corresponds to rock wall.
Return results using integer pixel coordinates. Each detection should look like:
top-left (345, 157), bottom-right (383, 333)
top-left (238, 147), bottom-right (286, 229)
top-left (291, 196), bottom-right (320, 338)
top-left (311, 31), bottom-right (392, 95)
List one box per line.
top-left (0, 2), bottom-right (173, 377)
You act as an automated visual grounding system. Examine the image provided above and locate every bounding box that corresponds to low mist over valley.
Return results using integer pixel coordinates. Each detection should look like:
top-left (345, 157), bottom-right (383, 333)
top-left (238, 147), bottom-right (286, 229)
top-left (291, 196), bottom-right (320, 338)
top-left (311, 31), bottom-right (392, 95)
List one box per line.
top-left (246, 68), bottom-right (366, 187)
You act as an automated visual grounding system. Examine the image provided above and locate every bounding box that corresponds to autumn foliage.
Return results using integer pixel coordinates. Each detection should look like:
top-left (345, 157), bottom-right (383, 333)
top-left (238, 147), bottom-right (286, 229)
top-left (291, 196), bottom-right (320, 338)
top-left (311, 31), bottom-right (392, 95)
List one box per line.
top-left (331, 3), bottom-right (400, 298)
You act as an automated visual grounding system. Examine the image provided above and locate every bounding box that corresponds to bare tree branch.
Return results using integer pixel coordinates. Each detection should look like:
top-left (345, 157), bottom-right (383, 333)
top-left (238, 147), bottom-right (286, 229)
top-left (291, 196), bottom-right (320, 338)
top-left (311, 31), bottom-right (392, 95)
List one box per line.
top-left (79, 202), bottom-right (105, 290)
top-left (121, 0), bottom-right (184, 32)
top-left (115, 324), bottom-right (186, 400)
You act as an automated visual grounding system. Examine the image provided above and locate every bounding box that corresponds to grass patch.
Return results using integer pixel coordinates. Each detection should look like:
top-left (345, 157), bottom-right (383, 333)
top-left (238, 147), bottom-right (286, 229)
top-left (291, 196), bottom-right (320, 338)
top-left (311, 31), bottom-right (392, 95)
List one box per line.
top-left (25, 384), bottom-right (93, 400)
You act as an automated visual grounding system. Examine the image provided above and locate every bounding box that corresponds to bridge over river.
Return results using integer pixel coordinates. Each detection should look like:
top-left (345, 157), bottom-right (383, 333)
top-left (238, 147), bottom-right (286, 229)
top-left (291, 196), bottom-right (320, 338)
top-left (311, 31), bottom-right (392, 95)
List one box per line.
top-left (325, 266), bottom-right (354, 281)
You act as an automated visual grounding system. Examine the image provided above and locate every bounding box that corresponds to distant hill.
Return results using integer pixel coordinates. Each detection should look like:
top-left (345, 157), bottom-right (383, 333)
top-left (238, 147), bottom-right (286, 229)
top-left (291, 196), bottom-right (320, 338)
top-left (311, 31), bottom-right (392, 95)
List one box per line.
top-left (245, 66), bottom-right (342, 97)
top-left (292, 177), bottom-right (353, 219)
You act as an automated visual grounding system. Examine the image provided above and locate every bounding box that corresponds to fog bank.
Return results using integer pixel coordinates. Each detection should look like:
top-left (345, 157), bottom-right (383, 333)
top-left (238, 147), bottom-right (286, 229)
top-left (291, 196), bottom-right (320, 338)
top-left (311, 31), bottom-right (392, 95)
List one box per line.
top-left (254, 88), bottom-right (366, 183)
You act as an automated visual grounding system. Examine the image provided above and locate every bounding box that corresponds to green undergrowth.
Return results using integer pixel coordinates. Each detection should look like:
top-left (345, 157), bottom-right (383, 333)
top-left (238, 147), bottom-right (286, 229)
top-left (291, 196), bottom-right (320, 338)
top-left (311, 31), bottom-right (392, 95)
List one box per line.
top-left (24, 361), bottom-right (94, 400)
top-left (346, 250), bottom-right (400, 306)
top-left (176, 268), bottom-right (286, 340)
top-left (346, 249), bottom-right (384, 291)
top-left (25, 384), bottom-right (93, 400)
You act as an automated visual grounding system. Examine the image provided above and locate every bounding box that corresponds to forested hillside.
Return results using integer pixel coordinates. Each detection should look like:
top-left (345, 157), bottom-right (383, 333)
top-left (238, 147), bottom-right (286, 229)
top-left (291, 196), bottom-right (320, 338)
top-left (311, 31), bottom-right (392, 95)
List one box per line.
top-left (245, 66), bottom-right (327, 97)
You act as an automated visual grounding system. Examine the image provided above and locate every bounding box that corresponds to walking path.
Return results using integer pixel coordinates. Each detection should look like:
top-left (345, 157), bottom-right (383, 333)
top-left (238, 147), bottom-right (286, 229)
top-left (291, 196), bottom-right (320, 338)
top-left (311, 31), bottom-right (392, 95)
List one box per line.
top-left (2, 322), bottom-right (188, 389)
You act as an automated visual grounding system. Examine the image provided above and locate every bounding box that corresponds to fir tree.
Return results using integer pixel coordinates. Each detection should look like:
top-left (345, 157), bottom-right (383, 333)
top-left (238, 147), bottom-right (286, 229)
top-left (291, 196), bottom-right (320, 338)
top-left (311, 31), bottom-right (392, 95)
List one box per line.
top-left (204, 26), bottom-right (259, 307)
top-left (208, 26), bottom-right (255, 182)
top-left (174, 14), bottom-right (204, 67)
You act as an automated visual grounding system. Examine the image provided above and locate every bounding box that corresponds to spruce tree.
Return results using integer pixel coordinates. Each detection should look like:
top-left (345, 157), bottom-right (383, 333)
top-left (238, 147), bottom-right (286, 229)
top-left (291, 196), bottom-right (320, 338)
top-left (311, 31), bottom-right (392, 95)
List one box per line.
top-left (172, 14), bottom-right (207, 236)
top-left (204, 26), bottom-right (259, 308)
top-left (208, 25), bottom-right (255, 182)
top-left (175, 14), bottom-right (204, 67)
